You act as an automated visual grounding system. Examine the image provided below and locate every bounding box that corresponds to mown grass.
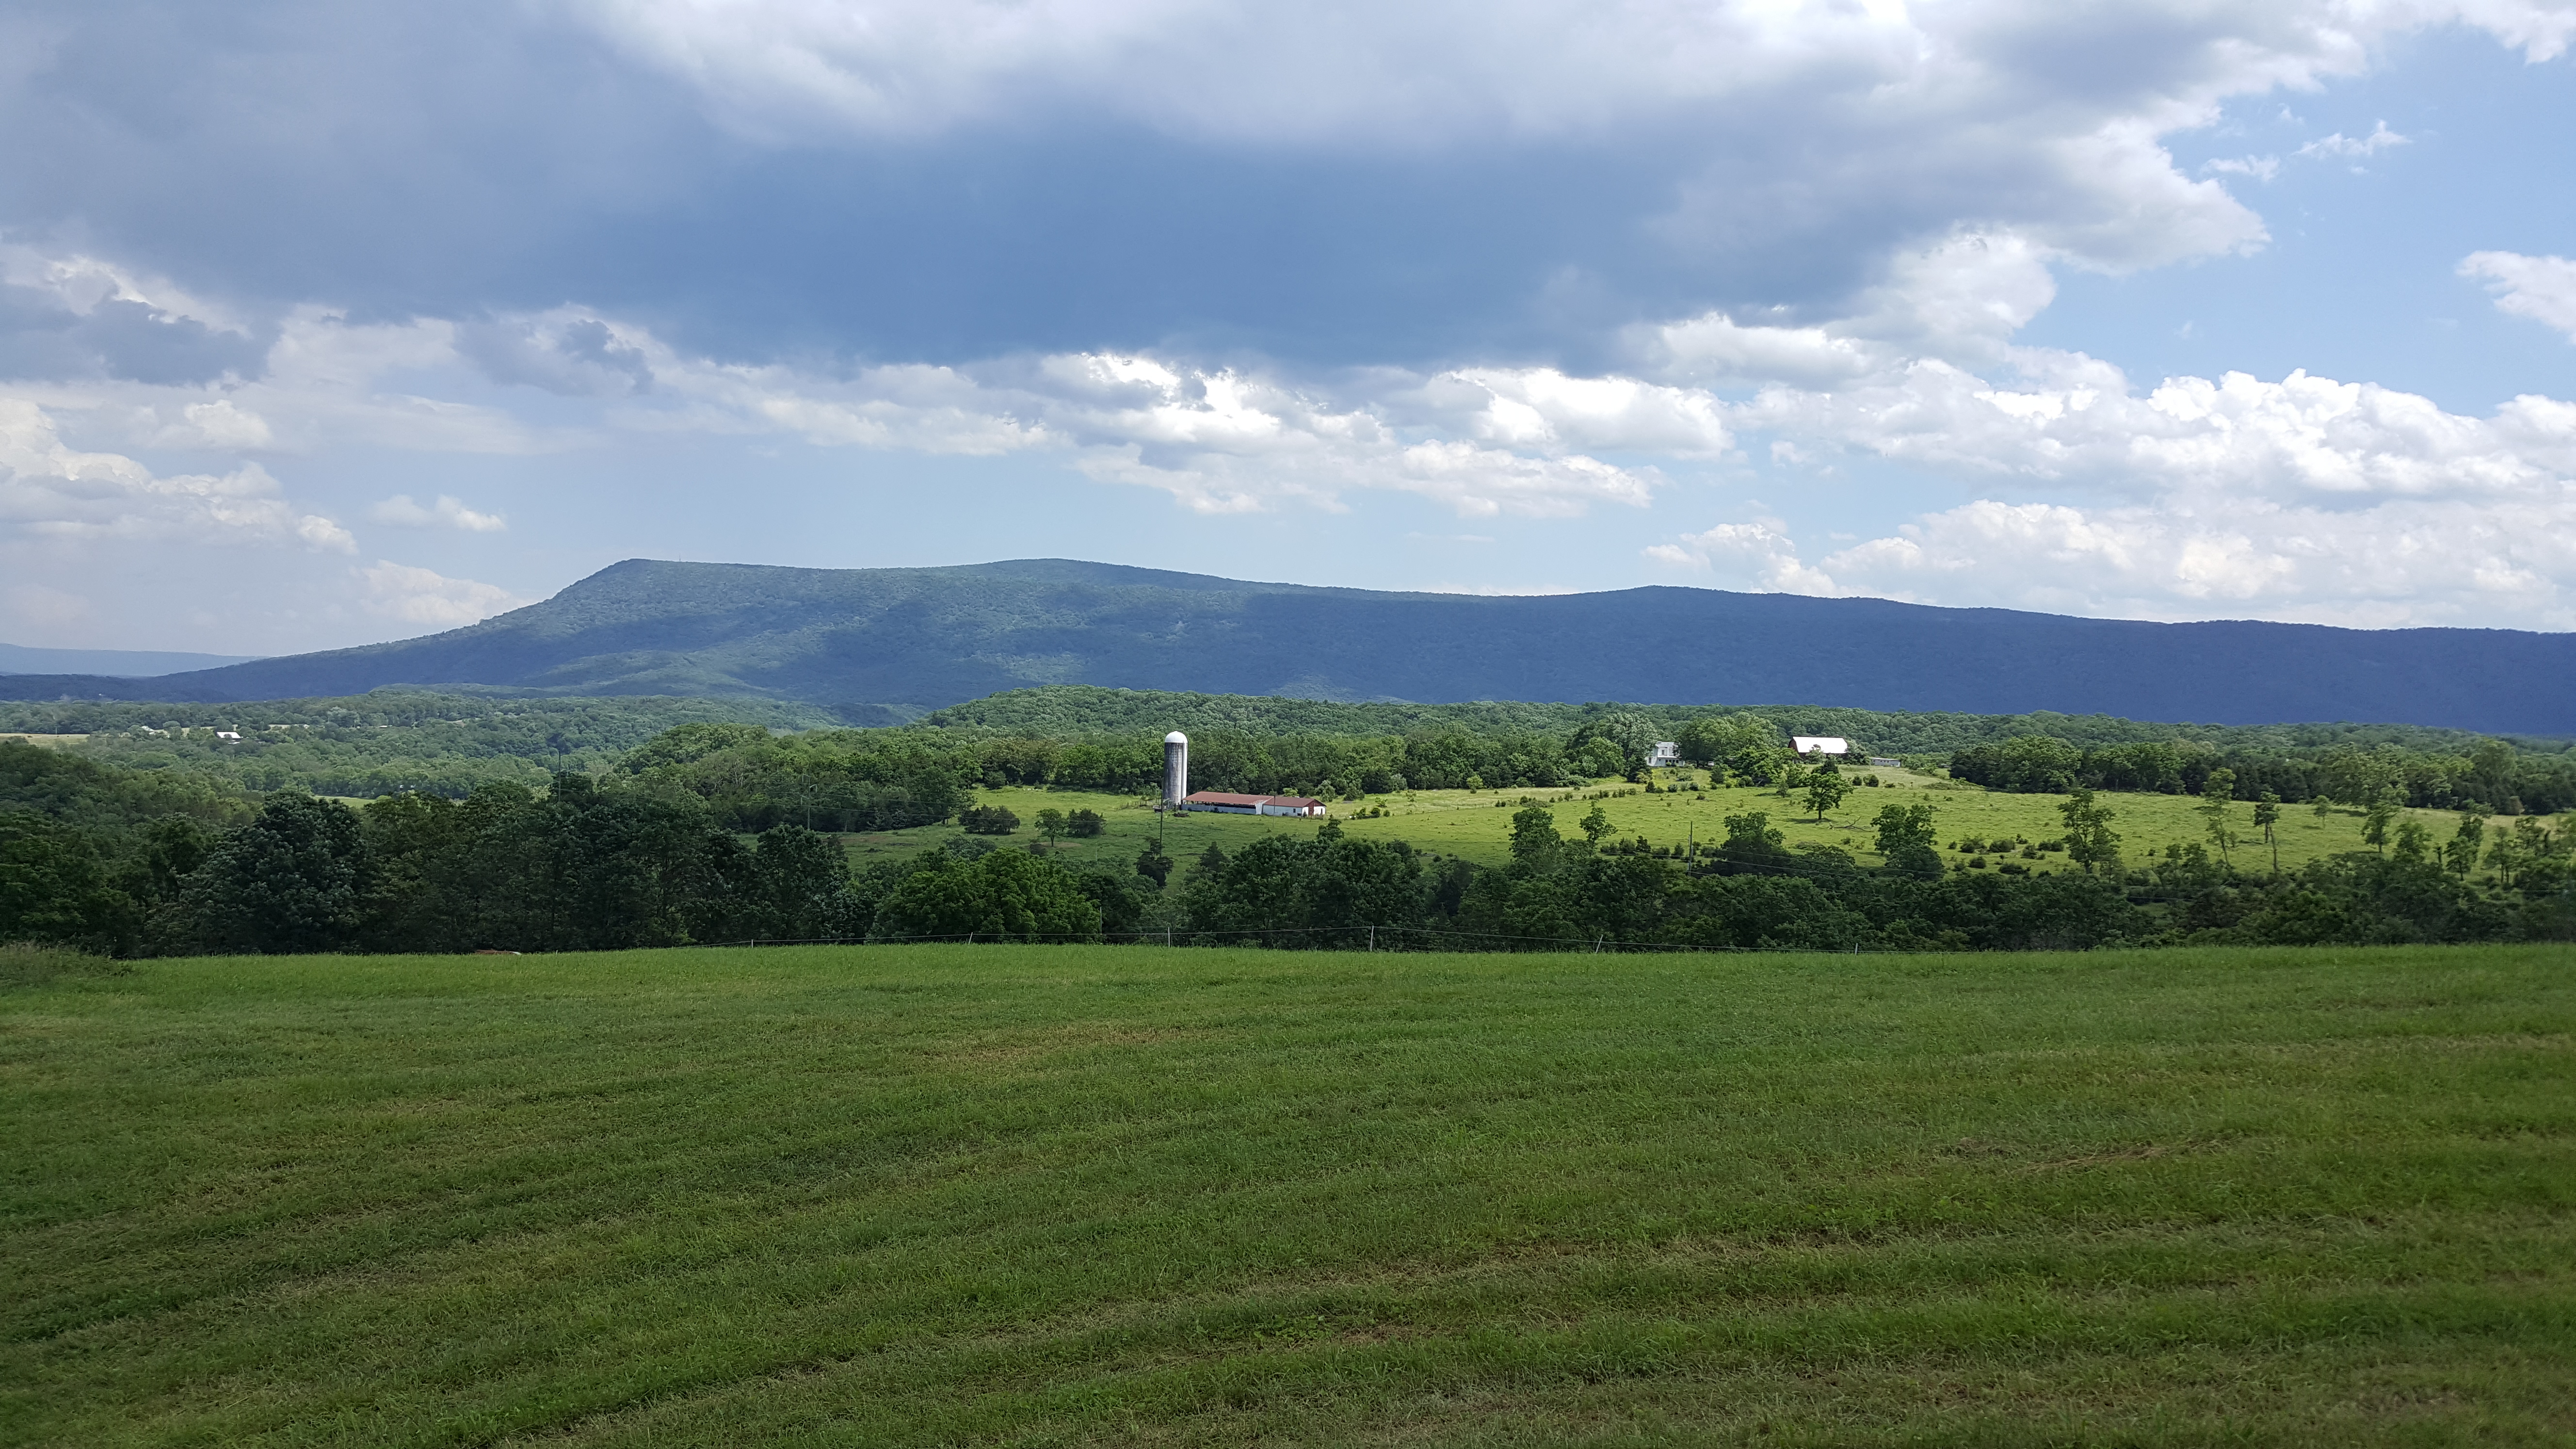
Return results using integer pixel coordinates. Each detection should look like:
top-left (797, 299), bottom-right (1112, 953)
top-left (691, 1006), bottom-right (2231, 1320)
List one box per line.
top-left (5, 942), bottom-right (2572, 1446)
top-left (841, 772), bottom-right (2539, 880)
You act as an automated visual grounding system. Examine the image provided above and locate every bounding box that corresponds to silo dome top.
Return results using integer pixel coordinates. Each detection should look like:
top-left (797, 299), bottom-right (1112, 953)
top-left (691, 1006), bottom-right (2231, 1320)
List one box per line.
top-left (1165, 731), bottom-right (1189, 744)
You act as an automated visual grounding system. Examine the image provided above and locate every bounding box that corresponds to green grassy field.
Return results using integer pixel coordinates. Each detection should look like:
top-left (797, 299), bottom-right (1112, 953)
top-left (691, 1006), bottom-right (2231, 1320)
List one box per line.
top-left (7, 942), bottom-right (2571, 1446)
top-left (838, 771), bottom-right (2545, 879)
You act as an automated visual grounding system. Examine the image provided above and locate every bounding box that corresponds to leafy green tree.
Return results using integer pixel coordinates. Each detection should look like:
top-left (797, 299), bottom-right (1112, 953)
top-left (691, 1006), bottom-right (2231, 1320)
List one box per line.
top-left (2361, 791), bottom-right (2400, 855)
top-left (180, 794), bottom-right (370, 954)
top-left (1134, 838), bottom-right (1173, 888)
top-left (1579, 803), bottom-right (1614, 848)
top-left (1510, 805), bottom-right (1565, 865)
top-left (1802, 767), bottom-right (1852, 821)
top-left (2466, 738), bottom-right (2517, 809)
top-left (1716, 812), bottom-right (1792, 872)
top-left (1181, 821), bottom-right (1426, 946)
top-left (1676, 713), bottom-right (1778, 778)
top-left (2058, 788), bottom-right (2122, 877)
top-left (2445, 808), bottom-right (2487, 877)
top-left (872, 848), bottom-right (1102, 942)
top-left (1947, 735), bottom-right (2082, 793)
top-left (959, 804), bottom-right (1020, 836)
top-left (749, 824), bottom-right (852, 939)
top-left (1035, 807), bottom-right (1066, 845)
top-left (1066, 808), bottom-right (1105, 837)
top-left (2319, 746), bottom-right (2405, 813)
top-left (1567, 712), bottom-right (1657, 780)
top-left (1871, 803), bottom-right (1942, 879)
top-left (615, 722), bottom-right (772, 775)
top-left (2254, 792), bottom-right (2282, 877)
top-left (0, 810), bottom-right (139, 953)
top-left (2197, 767), bottom-right (2240, 865)
top-left (2390, 819), bottom-right (2432, 865)
top-left (2487, 826), bottom-right (2529, 888)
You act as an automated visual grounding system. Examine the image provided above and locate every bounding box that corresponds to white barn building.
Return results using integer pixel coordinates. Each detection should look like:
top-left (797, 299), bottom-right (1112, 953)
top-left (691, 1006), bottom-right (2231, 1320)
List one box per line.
top-left (1791, 735), bottom-right (1850, 757)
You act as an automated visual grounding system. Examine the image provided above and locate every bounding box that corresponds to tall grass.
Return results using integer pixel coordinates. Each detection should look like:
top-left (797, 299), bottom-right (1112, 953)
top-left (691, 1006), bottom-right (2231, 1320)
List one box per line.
top-left (5, 942), bottom-right (2570, 1445)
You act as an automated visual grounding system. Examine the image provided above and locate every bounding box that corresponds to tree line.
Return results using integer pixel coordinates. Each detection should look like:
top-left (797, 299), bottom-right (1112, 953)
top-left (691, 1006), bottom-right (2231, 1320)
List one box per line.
top-left (8, 738), bottom-right (2568, 958)
top-left (1949, 734), bottom-right (2575, 815)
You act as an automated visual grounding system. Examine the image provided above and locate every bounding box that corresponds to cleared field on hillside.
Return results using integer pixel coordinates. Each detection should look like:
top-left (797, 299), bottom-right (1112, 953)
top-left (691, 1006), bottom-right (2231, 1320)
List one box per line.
top-left (6, 942), bottom-right (2571, 1446)
top-left (840, 772), bottom-right (2536, 878)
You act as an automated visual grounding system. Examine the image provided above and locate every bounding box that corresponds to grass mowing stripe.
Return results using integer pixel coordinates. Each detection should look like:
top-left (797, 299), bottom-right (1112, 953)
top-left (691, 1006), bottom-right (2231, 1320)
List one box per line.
top-left (2, 943), bottom-right (2570, 1446)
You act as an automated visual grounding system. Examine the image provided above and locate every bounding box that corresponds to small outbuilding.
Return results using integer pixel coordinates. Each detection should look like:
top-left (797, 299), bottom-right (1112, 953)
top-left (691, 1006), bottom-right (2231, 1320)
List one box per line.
top-left (1791, 735), bottom-right (1849, 757)
top-left (1181, 791), bottom-right (1329, 818)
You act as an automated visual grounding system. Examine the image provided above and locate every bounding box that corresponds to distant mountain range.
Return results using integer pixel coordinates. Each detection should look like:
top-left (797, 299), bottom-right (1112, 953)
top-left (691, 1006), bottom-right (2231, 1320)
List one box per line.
top-left (0, 643), bottom-right (264, 677)
top-left (1, 558), bottom-right (2568, 734)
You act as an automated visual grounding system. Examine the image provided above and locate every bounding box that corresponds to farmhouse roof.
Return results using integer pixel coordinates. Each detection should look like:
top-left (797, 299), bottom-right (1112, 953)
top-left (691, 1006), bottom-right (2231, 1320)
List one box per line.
top-left (1184, 791), bottom-right (1324, 808)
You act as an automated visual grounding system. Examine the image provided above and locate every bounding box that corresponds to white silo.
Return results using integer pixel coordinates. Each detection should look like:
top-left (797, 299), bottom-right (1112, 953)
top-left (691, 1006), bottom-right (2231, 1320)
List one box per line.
top-left (1163, 731), bottom-right (1189, 810)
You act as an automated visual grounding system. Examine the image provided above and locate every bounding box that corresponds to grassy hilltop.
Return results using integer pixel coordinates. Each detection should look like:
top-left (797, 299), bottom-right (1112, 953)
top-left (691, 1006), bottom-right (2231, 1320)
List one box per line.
top-left (8, 941), bottom-right (2571, 1445)
top-left (843, 767), bottom-right (2490, 881)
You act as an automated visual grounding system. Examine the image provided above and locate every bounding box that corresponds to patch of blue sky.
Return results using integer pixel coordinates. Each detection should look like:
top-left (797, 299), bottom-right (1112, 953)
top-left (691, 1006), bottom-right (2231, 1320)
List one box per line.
top-left (2022, 27), bottom-right (2576, 413)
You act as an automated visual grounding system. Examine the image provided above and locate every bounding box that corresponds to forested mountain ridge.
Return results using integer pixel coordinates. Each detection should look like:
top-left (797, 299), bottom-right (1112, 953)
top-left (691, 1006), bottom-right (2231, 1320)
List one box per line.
top-left (3, 558), bottom-right (2570, 733)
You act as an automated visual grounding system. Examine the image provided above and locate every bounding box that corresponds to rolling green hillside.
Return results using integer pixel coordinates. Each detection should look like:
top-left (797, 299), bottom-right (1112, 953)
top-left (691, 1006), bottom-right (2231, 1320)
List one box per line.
top-left (7, 942), bottom-right (2569, 1445)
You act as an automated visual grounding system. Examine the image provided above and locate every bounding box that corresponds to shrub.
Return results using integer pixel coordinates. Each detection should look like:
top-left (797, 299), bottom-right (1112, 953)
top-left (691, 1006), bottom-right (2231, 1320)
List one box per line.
top-left (959, 805), bottom-right (1020, 836)
top-left (1066, 808), bottom-right (1105, 837)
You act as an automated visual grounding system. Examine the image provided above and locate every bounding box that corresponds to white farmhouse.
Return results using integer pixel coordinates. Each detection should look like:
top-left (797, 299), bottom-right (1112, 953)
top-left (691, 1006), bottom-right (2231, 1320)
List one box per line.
top-left (1791, 735), bottom-right (1849, 757)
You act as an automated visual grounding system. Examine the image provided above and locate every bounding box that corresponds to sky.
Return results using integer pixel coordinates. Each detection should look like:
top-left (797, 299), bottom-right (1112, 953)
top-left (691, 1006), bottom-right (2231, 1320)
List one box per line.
top-left (5, 0), bottom-right (2576, 656)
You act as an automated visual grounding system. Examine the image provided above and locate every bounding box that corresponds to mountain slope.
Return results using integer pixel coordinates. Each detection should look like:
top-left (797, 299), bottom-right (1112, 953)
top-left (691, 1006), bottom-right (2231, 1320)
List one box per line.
top-left (0, 644), bottom-right (263, 677)
top-left (3, 558), bottom-right (2570, 733)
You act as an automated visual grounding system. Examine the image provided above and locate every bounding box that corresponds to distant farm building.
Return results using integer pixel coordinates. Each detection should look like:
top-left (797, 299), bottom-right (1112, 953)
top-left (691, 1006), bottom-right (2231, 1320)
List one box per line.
top-left (1646, 741), bottom-right (1681, 767)
top-left (1868, 756), bottom-right (1901, 768)
top-left (1792, 736), bottom-right (1849, 757)
top-left (1182, 791), bottom-right (1328, 818)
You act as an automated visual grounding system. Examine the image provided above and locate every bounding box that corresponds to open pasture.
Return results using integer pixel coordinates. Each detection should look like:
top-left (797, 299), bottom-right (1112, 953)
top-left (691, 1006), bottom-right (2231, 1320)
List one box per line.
top-left (6, 941), bottom-right (2571, 1446)
top-left (838, 772), bottom-right (2527, 878)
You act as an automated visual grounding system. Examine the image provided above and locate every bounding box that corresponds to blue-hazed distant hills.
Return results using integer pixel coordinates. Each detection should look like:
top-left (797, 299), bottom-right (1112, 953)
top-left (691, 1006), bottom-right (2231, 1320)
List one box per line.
top-left (2, 558), bottom-right (2570, 734)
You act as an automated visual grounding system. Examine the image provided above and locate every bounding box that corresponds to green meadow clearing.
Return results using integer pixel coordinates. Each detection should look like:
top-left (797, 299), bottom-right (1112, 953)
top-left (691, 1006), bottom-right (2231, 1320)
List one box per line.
top-left (841, 770), bottom-right (2526, 878)
top-left (6, 942), bottom-right (2572, 1446)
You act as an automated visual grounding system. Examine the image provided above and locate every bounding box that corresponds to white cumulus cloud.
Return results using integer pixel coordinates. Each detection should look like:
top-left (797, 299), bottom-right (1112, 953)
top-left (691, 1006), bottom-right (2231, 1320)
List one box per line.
top-left (0, 398), bottom-right (352, 551)
top-left (1644, 337), bottom-right (2576, 626)
top-left (360, 562), bottom-right (537, 627)
top-left (2461, 250), bottom-right (2576, 341)
top-left (370, 494), bottom-right (507, 531)
top-left (2296, 119), bottom-right (2411, 158)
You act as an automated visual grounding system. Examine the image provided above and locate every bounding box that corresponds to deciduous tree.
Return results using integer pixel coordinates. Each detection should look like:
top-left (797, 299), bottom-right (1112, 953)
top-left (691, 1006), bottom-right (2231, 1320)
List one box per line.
top-left (1803, 767), bottom-right (1852, 821)
top-left (1871, 802), bottom-right (1942, 879)
top-left (2198, 768), bottom-right (2240, 865)
top-left (2058, 788), bottom-right (2122, 877)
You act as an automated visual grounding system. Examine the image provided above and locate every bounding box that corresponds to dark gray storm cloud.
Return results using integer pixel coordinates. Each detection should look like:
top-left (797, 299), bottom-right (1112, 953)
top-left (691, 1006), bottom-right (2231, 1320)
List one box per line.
top-left (0, 0), bottom-right (2256, 373)
top-left (0, 284), bottom-right (268, 383)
